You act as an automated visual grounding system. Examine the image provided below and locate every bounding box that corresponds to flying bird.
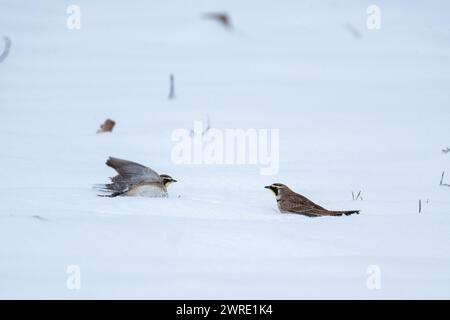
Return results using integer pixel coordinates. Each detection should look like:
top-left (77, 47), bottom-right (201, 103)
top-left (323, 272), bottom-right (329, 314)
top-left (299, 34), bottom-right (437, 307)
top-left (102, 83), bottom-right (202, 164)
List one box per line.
top-left (204, 12), bottom-right (232, 29)
top-left (96, 157), bottom-right (177, 197)
top-left (265, 183), bottom-right (360, 217)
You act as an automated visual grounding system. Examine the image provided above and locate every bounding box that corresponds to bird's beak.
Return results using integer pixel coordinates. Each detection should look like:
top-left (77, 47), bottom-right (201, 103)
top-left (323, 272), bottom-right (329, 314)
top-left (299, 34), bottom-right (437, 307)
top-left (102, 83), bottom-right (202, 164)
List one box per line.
top-left (172, 179), bottom-right (178, 183)
top-left (265, 185), bottom-right (277, 196)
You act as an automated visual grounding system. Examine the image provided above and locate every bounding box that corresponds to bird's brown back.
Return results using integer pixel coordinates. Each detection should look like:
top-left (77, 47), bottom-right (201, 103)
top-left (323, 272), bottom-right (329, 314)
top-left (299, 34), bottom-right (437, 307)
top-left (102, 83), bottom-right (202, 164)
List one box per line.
top-left (278, 187), bottom-right (358, 217)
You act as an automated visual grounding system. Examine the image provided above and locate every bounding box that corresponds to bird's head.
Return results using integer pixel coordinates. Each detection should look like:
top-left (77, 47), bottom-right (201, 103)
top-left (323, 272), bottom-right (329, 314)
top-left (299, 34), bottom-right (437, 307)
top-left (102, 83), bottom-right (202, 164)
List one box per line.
top-left (264, 183), bottom-right (289, 198)
top-left (160, 174), bottom-right (177, 187)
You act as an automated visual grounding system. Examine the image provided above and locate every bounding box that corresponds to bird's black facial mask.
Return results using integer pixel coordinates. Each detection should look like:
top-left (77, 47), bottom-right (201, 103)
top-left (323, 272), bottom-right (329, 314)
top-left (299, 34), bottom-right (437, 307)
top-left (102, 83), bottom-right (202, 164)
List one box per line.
top-left (265, 185), bottom-right (278, 196)
top-left (162, 177), bottom-right (177, 187)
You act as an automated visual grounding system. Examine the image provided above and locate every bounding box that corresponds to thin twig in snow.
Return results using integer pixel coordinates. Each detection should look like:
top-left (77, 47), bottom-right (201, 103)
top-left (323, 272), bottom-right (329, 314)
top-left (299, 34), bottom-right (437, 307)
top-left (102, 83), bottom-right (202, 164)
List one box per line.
top-left (352, 190), bottom-right (362, 201)
top-left (0, 36), bottom-right (12, 64)
top-left (168, 74), bottom-right (175, 100)
top-left (440, 171), bottom-right (450, 187)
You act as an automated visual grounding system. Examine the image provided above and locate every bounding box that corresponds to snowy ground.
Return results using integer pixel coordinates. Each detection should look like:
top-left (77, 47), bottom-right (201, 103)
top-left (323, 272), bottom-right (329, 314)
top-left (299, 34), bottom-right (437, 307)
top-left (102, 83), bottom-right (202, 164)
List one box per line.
top-left (0, 0), bottom-right (450, 299)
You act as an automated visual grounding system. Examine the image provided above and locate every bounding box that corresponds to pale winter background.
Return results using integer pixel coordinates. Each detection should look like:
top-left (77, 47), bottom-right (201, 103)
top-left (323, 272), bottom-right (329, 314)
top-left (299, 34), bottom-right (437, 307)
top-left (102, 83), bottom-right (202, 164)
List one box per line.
top-left (0, 0), bottom-right (449, 299)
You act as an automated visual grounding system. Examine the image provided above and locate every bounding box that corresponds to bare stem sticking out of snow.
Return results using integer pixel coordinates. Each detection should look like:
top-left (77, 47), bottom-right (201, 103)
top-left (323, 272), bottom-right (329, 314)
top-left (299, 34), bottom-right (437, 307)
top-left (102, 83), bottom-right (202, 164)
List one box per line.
top-left (168, 74), bottom-right (175, 100)
top-left (440, 171), bottom-right (450, 187)
top-left (189, 115), bottom-right (211, 138)
top-left (0, 36), bottom-right (12, 64)
top-left (32, 215), bottom-right (47, 221)
top-left (352, 191), bottom-right (362, 201)
top-left (344, 23), bottom-right (362, 40)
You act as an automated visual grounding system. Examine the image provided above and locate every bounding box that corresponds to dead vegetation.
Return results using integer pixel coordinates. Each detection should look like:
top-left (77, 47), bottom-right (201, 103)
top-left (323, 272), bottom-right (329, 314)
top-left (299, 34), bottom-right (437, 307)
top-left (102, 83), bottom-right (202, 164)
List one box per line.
top-left (344, 23), bottom-right (362, 39)
top-left (418, 199), bottom-right (430, 213)
top-left (440, 171), bottom-right (450, 187)
top-left (0, 36), bottom-right (12, 64)
top-left (168, 74), bottom-right (175, 100)
top-left (352, 191), bottom-right (363, 201)
top-left (190, 115), bottom-right (211, 138)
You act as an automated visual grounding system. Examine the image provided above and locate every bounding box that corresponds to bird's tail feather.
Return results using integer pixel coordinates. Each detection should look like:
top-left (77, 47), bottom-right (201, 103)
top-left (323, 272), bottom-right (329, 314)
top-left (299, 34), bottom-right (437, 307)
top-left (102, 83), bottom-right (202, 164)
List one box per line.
top-left (334, 210), bottom-right (360, 216)
top-left (93, 184), bottom-right (113, 193)
top-left (93, 184), bottom-right (126, 197)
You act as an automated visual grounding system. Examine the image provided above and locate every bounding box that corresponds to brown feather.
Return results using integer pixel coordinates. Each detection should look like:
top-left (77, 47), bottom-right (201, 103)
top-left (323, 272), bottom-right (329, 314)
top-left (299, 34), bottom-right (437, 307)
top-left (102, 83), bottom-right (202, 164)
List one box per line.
top-left (270, 184), bottom-right (360, 217)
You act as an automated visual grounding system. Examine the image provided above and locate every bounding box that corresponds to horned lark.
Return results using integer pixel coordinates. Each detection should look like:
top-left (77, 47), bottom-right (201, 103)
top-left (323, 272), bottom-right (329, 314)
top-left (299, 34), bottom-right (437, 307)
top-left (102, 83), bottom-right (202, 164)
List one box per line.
top-left (97, 119), bottom-right (115, 133)
top-left (265, 183), bottom-right (360, 217)
top-left (97, 157), bottom-right (177, 197)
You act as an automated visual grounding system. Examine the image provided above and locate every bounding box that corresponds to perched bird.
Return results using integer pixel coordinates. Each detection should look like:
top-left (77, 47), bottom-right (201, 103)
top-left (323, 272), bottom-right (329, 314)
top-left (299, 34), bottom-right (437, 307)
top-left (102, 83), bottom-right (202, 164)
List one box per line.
top-left (265, 183), bottom-right (360, 217)
top-left (96, 157), bottom-right (177, 197)
top-left (96, 118), bottom-right (116, 133)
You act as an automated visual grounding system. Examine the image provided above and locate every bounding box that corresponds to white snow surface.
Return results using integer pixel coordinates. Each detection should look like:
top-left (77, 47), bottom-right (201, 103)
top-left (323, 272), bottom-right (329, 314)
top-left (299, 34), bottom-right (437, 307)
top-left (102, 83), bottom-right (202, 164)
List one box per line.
top-left (0, 0), bottom-right (450, 299)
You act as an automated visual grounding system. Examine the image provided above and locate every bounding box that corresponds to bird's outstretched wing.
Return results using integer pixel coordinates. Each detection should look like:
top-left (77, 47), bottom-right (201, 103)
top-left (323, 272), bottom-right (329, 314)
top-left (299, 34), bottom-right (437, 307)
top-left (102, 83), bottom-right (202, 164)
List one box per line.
top-left (106, 157), bottom-right (162, 183)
